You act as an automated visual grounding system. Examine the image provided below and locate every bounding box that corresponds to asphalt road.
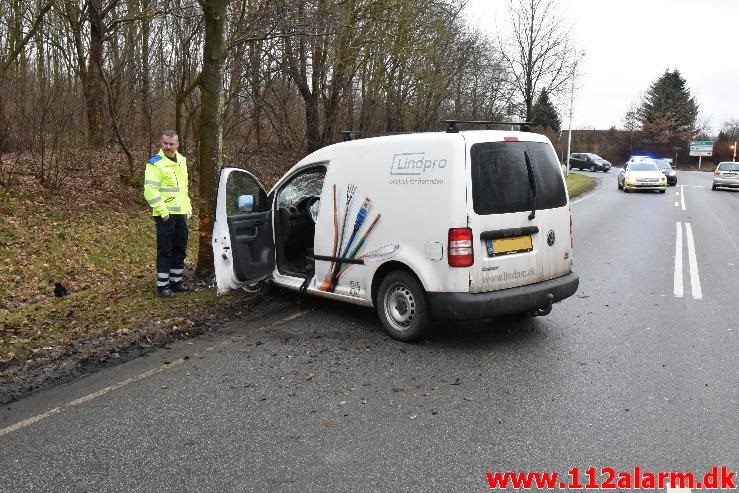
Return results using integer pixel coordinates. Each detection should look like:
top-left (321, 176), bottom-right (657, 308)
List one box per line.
top-left (1, 170), bottom-right (736, 492)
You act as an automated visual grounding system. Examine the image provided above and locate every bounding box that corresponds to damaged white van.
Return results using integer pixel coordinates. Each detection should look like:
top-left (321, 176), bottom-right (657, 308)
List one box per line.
top-left (213, 124), bottom-right (579, 341)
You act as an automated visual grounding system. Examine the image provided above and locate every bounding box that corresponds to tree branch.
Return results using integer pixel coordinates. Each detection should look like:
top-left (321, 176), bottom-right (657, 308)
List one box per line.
top-left (0, 0), bottom-right (55, 79)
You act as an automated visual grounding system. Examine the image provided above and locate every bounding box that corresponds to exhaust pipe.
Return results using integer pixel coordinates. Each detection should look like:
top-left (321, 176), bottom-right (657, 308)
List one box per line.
top-left (533, 294), bottom-right (554, 317)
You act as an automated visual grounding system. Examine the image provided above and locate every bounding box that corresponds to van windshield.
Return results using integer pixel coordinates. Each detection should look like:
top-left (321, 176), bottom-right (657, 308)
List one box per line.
top-left (470, 142), bottom-right (567, 215)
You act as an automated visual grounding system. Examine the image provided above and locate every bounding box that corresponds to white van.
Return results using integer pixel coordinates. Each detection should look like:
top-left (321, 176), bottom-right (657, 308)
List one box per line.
top-left (213, 128), bottom-right (579, 341)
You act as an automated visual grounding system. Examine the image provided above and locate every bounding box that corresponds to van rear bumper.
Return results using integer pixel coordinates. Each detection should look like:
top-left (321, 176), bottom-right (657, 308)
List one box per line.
top-left (427, 272), bottom-right (579, 320)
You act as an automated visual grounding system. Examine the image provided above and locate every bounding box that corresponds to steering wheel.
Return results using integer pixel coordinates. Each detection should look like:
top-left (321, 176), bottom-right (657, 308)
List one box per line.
top-left (296, 196), bottom-right (320, 214)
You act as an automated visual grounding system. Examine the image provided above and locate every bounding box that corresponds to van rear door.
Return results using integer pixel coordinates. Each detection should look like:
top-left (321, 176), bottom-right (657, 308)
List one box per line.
top-left (466, 139), bottom-right (571, 294)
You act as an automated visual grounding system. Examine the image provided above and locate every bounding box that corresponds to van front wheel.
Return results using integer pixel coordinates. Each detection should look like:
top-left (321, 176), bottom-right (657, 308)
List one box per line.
top-left (377, 271), bottom-right (430, 342)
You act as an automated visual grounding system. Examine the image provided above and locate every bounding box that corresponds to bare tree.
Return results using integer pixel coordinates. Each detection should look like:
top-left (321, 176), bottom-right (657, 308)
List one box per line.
top-left (498, 0), bottom-right (582, 121)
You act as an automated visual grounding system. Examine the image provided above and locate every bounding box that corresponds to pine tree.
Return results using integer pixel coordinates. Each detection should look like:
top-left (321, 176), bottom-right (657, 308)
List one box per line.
top-left (638, 70), bottom-right (698, 141)
top-left (531, 90), bottom-right (561, 132)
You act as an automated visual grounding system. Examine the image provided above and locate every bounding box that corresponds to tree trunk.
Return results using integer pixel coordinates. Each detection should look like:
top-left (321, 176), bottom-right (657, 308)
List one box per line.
top-left (195, 0), bottom-right (227, 280)
top-left (248, 39), bottom-right (263, 146)
top-left (84, 0), bottom-right (106, 148)
top-left (305, 93), bottom-right (321, 152)
top-left (140, 0), bottom-right (153, 154)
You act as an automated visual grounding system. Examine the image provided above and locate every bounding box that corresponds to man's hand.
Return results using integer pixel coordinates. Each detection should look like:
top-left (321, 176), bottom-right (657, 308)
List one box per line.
top-left (162, 213), bottom-right (170, 222)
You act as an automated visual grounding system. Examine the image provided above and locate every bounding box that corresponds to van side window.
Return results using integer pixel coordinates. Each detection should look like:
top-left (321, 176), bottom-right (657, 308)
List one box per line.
top-left (226, 171), bottom-right (269, 216)
top-left (470, 142), bottom-right (567, 215)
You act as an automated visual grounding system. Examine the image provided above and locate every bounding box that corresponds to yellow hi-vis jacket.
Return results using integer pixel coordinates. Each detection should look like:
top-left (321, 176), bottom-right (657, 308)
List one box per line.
top-left (143, 150), bottom-right (192, 217)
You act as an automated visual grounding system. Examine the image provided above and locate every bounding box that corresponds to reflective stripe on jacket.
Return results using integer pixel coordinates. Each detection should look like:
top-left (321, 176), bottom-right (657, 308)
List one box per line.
top-left (143, 150), bottom-right (192, 217)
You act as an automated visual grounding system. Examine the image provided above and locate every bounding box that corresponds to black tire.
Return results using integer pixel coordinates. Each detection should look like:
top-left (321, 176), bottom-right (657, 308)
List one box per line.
top-left (659, 189), bottom-right (666, 194)
top-left (618, 180), bottom-right (623, 190)
top-left (376, 271), bottom-right (430, 342)
top-left (712, 184), bottom-right (717, 190)
top-left (589, 165), bottom-right (596, 172)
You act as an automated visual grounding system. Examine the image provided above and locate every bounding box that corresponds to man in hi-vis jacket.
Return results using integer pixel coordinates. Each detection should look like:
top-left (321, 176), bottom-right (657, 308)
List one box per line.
top-left (143, 130), bottom-right (193, 297)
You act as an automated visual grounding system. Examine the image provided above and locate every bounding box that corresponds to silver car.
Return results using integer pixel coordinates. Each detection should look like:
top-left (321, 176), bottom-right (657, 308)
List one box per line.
top-left (712, 162), bottom-right (739, 190)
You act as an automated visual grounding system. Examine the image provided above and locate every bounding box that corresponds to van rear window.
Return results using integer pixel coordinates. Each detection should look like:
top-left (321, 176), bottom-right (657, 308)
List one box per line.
top-left (470, 142), bottom-right (567, 215)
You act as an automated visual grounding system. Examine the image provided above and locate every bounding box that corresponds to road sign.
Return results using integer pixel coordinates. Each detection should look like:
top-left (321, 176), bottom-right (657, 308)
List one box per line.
top-left (690, 140), bottom-right (713, 156)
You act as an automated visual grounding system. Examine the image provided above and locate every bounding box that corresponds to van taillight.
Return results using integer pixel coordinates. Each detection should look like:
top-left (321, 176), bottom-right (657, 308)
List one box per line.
top-left (448, 228), bottom-right (474, 267)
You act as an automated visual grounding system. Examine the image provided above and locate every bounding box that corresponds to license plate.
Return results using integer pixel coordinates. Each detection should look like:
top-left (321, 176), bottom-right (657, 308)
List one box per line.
top-left (487, 235), bottom-right (533, 257)
top-left (724, 173), bottom-right (737, 177)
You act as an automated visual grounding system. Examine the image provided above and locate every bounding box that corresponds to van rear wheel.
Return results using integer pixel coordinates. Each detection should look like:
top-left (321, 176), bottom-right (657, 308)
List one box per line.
top-left (376, 271), bottom-right (430, 342)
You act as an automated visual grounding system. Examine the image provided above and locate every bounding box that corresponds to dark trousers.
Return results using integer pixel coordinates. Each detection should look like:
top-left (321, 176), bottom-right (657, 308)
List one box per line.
top-left (154, 214), bottom-right (188, 287)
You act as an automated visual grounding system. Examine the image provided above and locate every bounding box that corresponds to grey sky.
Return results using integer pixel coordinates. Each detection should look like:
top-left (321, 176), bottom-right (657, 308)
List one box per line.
top-left (464, 0), bottom-right (738, 134)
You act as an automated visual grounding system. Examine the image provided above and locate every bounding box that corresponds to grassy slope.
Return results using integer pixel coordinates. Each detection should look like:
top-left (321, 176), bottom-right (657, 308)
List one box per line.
top-left (0, 178), bottom-right (239, 367)
top-left (566, 172), bottom-right (597, 199)
top-left (1, 172), bottom-right (597, 367)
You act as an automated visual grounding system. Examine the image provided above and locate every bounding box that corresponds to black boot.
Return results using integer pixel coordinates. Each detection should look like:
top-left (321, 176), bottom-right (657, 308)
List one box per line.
top-left (157, 285), bottom-right (176, 297)
top-left (170, 281), bottom-right (194, 293)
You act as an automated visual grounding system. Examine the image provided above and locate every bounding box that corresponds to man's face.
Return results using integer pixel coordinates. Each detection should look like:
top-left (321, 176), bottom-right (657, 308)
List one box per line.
top-left (161, 135), bottom-right (179, 157)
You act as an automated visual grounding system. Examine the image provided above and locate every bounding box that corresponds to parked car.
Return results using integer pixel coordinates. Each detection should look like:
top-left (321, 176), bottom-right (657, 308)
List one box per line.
top-left (569, 153), bottom-right (611, 172)
top-left (656, 160), bottom-right (677, 186)
top-left (712, 162), bottom-right (739, 190)
top-left (618, 160), bottom-right (667, 193)
top-left (213, 128), bottom-right (579, 341)
top-left (656, 158), bottom-right (675, 169)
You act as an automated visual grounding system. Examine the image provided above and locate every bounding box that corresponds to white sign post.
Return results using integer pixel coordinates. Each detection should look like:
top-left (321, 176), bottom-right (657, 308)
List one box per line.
top-left (690, 141), bottom-right (713, 170)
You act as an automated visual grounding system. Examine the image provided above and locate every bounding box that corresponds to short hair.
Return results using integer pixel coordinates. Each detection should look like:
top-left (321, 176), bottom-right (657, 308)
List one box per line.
top-left (162, 129), bottom-right (178, 139)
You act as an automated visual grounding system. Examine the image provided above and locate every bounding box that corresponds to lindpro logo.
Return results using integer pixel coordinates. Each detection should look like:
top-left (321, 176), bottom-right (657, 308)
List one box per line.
top-left (390, 153), bottom-right (448, 175)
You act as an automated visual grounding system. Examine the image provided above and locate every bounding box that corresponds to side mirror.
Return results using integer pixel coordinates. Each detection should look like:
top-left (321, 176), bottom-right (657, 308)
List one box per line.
top-left (237, 194), bottom-right (254, 212)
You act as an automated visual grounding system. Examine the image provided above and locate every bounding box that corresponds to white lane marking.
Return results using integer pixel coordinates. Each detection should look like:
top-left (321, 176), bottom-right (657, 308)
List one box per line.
top-left (675, 191), bottom-right (679, 196)
top-left (0, 407), bottom-right (63, 438)
top-left (67, 359), bottom-right (186, 407)
top-left (680, 185), bottom-right (686, 211)
top-left (674, 222), bottom-right (683, 298)
top-left (692, 185), bottom-right (705, 188)
top-left (0, 311), bottom-right (309, 437)
top-left (674, 201), bottom-right (678, 207)
top-left (685, 223), bottom-right (702, 300)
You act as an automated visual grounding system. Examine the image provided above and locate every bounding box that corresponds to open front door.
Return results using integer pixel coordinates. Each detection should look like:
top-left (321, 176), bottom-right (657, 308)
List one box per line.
top-left (213, 167), bottom-right (274, 293)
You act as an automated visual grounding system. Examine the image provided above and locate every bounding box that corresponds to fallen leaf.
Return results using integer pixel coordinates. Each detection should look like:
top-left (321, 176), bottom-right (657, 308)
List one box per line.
top-left (409, 414), bottom-right (417, 420)
top-left (0, 352), bottom-right (15, 364)
top-left (464, 396), bottom-right (474, 401)
top-left (324, 420), bottom-right (335, 428)
top-left (451, 378), bottom-right (461, 385)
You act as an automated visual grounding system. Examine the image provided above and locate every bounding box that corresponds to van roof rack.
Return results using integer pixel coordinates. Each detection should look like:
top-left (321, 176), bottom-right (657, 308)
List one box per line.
top-left (441, 120), bottom-right (536, 134)
top-left (341, 130), bottom-right (411, 141)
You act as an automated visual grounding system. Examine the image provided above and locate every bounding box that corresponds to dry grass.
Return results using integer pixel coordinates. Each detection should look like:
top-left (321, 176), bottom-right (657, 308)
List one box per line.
top-left (0, 154), bottom-right (243, 370)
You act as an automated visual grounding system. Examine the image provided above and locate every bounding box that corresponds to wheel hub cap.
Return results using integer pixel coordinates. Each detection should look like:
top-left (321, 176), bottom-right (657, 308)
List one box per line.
top-left (385, 284), bottom-right (416, 330)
